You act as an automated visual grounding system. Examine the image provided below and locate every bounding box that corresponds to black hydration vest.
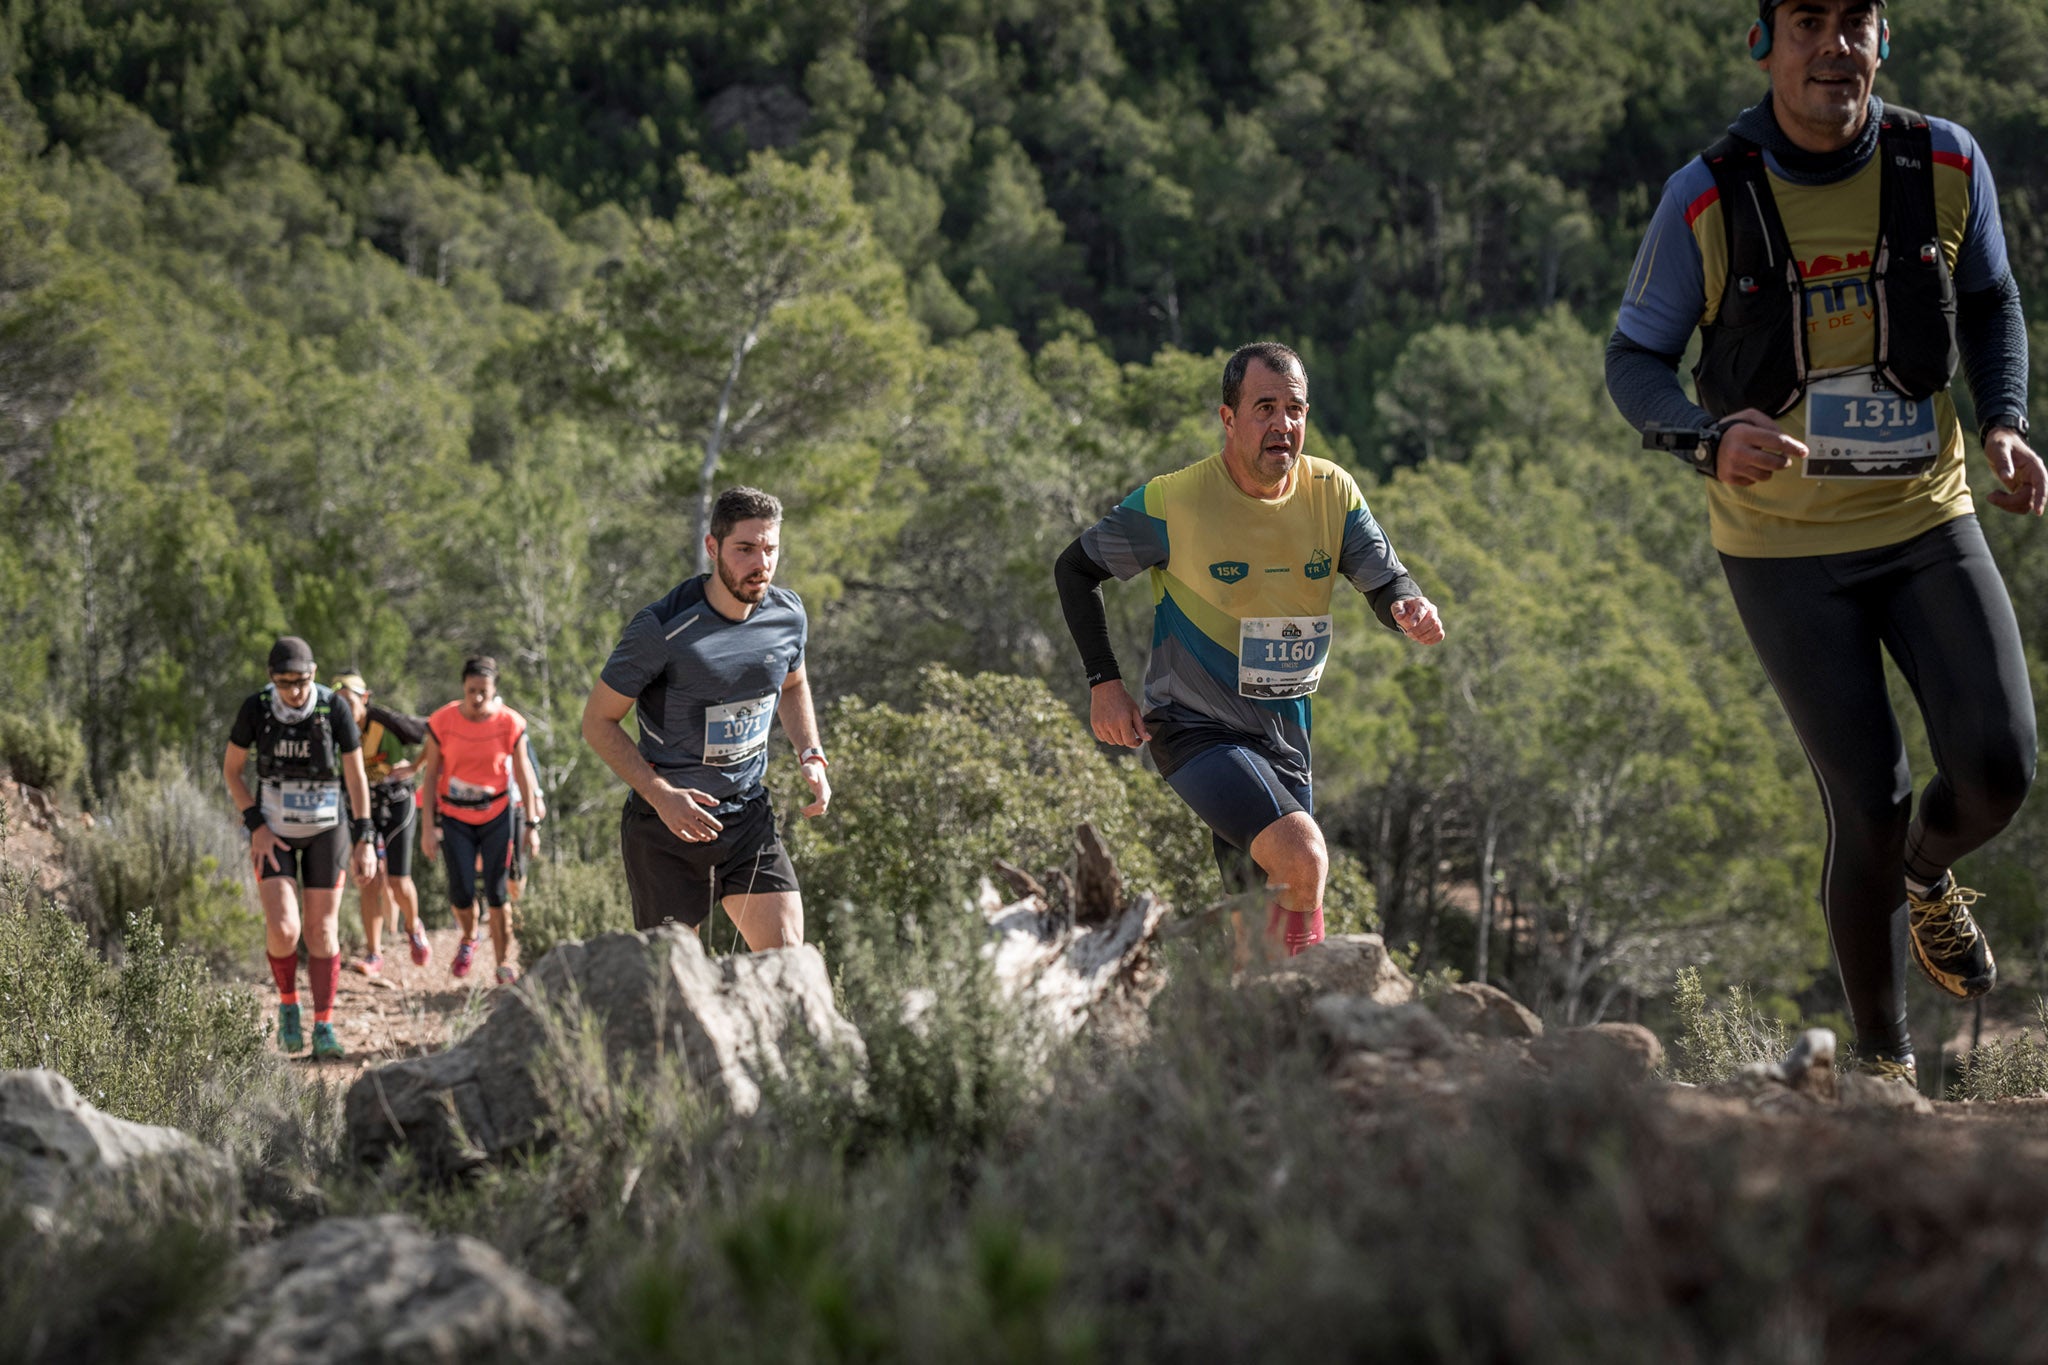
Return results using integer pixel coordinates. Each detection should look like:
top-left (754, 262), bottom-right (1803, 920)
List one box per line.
top-left (1692, 105), bottom-right (1959, 419)
top-left (252, 684), bottom-right (341, 783)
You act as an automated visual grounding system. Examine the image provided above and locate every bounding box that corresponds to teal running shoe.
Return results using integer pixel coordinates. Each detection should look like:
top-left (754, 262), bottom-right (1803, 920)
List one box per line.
top-left (277, 1002), bottom-right (305, 1054)
top-left (311, 1021), bottom-right (345, 1060)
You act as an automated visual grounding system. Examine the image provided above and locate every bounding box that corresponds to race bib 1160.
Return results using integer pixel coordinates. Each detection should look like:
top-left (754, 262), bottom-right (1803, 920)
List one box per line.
top-left (1237, 616), bottom-right (1333, 700)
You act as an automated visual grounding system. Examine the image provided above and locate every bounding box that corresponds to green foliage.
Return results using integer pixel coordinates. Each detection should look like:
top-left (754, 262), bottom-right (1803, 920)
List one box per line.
top-left (515, 856), bottom-right (634, 966)
top-left (1950, 998), bottom-right (2048, 1101)
top-left (1666, 966), bottom-right (1793, 1086)
top-left (787, 666), bottom-right (1212, 964)
top-left (0, 708), bottom-right (86, 796)
top-left (0, 1200), bottom-right (236, 1365)
top-left (0, 884), bottom-right (265, 1137)
top-left (62, 766), bottom-right (259, 963)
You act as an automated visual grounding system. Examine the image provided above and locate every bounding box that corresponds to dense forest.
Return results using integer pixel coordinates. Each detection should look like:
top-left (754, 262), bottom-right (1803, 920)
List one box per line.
top-left (4, 0), bottom-right (2047, 1030)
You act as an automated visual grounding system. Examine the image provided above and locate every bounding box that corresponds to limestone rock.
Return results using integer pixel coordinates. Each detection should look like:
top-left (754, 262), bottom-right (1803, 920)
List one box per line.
top-left (1283, 935), bottom-right (1415, 1006)
top-left (1432, 982), bottom-right (1544, 1040)
top-left (346, 928), bottom-right (864, 1177)
top-left (0, 1069), bottom-right (236, 1233)
top-left (187, 1214), bottom-right (590, 1364)
top-left (1739, 1028), bottom-right (1839, 1103)
top-left (1311, 996), bottom-right (1457, 1058)
top-left (1531, 1023), bottom-right (1665, 1082)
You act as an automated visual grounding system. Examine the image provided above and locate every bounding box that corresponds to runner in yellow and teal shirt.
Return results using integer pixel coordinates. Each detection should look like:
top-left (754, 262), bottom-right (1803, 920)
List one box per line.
top-left (1056, 343), bottom-right (1445, 958)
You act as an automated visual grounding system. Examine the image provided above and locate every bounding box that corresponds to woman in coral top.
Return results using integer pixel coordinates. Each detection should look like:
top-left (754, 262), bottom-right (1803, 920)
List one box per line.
top-left (417, 656), bottom-right (545, 983)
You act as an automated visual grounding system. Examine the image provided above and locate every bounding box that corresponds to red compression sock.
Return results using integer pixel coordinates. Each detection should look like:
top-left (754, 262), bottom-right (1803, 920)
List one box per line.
top-left (1265, 902), bottom-right (1326, 958)
top-left (307, 954), bottom-right (339, 1022)
top-left (268, 953), bottom-right (299, 1003)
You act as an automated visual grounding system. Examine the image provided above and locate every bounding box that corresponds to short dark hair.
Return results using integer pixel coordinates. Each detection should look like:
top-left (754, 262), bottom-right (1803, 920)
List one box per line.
top-left (462, 655), bottom-right (498, 681)
top-left (1221, 343), bottom-right (1306, 410)
top-left (709, 487), bottom-right (784, 542)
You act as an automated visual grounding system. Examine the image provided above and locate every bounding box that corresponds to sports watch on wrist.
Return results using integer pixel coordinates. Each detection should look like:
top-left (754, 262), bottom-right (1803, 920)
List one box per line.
top-left (799, 746), bottom-right (829, 767)
top-left (1982, 413), bottom-right (2031, 443)
top-left (1640, 421), bottom-right (1724, 477)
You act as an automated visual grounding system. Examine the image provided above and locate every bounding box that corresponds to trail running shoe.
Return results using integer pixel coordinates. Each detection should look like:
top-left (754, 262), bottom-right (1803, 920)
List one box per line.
top-left (1853, 1054), bottom-right (1919, 1089)
top-left (276, 1002), bottom-right (305, 1054)
top-left (451, 939), bottom-right (477, 979)
top-left (408, 926), bottom-right (431, 967)
top-left (1906, 877), bottom-right (1997, 999)
top-left (311, 1021), bottom-right (345, 1060)
top-left (349, 953), bottom-right (382, 979)
top-left (496, 964), bottom-right (519, 986)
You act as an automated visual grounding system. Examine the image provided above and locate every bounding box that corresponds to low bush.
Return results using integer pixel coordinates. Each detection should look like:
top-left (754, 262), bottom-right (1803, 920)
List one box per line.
top-left (1950, 998), bottom-right (2048, 1101)
top-left (515, 855), bottom-right (634, 964)
top-left (61, 766), bottom-right (259, 964)
top-left (0, 709), bottom-right (86, 798)
top-left (1665, 965), bottom-right (1791, 1084)
top-left (784, 666), bottom-right (1213, 965)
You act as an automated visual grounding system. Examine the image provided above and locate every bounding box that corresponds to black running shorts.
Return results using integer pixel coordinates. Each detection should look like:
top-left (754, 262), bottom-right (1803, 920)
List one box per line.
top-left (619, 791), bottom-right (799, 931)
top-left (370, 787), bottom-right (416, 879)
top-left (256, 822), bottom-right (349, 888)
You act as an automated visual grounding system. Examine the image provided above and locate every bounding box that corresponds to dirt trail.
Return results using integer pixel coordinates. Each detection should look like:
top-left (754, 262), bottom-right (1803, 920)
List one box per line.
top-left (247, 923), bottom-right (515, 1087)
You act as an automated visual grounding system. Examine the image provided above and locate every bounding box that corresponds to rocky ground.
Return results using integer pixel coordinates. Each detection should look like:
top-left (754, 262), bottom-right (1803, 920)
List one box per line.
top-left (260, 922), bottom-right (511, 1086)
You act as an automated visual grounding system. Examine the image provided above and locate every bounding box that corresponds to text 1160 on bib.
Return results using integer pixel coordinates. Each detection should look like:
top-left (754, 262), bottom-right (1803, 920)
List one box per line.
top-left (1238, 616), bottom-right (1333, 700)
top-left (704, 695), bottom-right (776, 767)
top-left (1803, 371), bottom-right (1938, 480)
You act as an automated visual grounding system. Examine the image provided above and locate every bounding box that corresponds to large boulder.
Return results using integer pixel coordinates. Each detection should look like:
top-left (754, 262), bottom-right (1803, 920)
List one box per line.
top-left (1433, 982), bottom-right (1544, 1040)
top-left (0, 1069), bottom-right (236, 1233)
top-left (185, 1214), bottom-right (590, 1364)
top-left (346, 928), bottom-right (864, 1176)
top-left (1530, 1023), bottom-right (1665, 1083)
top-left (1280, 935), bottom-right (1415, 1005)
top-left (1311, 996), bottom-right (1458, 1059)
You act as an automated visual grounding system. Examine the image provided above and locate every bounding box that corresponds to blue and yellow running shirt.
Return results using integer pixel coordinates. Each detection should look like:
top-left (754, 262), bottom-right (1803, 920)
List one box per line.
top-left (1080, 452), bottom-right (1410, 784)
top-left (1617, 116), bottom-right (2007, 557)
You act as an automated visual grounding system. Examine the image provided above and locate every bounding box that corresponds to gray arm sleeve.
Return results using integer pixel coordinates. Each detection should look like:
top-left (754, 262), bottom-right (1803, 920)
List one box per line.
top-left (1605, 328), bottom-right (1715, 434)
top-left (1957, 270), bottom-right (2030, 437)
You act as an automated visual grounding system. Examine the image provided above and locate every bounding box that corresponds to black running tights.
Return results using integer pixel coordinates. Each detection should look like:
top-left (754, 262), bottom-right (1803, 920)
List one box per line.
top-left (1721, 516), bottom-right (2036, 1059)
top-left (439, 807), bottom-right (513, 911)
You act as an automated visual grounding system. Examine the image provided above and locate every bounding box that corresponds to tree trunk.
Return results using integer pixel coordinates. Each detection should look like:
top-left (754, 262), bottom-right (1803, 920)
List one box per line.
top-left (1475, 812), bottom-right (1498, 985)
top-left (693, 320), bottom-right (762, 572)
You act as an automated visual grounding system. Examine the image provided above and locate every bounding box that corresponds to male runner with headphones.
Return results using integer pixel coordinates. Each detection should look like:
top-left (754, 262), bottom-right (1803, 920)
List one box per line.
top-left (1607, 0), bottom-right (2040, 1086)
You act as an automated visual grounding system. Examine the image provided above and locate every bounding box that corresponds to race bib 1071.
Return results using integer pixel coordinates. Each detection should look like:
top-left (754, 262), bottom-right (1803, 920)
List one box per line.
top-left (704, 694), bottom-right (777, 767)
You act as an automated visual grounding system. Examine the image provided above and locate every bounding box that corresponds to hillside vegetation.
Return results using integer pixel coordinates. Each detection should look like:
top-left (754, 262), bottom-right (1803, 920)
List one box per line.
top-left (3, 0), bottom-right (2048, 1040)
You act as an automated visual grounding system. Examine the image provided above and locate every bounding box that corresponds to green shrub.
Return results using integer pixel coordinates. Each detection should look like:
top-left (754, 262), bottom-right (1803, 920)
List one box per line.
top-left (61, 766), bottom-right (260, 965)
top-left (1950, 999), bottom-right (2048, 1101)
top-left (784, 667), bottom-right (1212, 964)
top-left (516, 855), bottom-right (634, 964)
top-left (0, 709), bottom-right (86, 797)
top-left (1665, 966), bottom-right (1792, 1085)
top-left (0, 892), bottom-right (265, 1132)
top-left (0, 1198), bottom-right (236, 1364)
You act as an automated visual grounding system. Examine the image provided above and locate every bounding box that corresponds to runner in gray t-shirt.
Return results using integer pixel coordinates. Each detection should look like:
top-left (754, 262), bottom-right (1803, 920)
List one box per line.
top-left (582, 487), bottom-right (831, 947)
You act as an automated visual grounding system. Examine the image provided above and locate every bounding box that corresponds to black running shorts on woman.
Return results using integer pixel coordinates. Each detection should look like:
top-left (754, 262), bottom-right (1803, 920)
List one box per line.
top-left (619, 791), bottom-right (799, 931)
top-left (1720, 515), bottom-right (2036, 1059)
top-left (257, 824), bottom-right (350, 887)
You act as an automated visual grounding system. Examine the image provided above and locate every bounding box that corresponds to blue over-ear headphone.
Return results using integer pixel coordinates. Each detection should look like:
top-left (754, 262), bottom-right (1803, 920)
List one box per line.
top-left (1750, 8), bottom-right (1890, 60)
